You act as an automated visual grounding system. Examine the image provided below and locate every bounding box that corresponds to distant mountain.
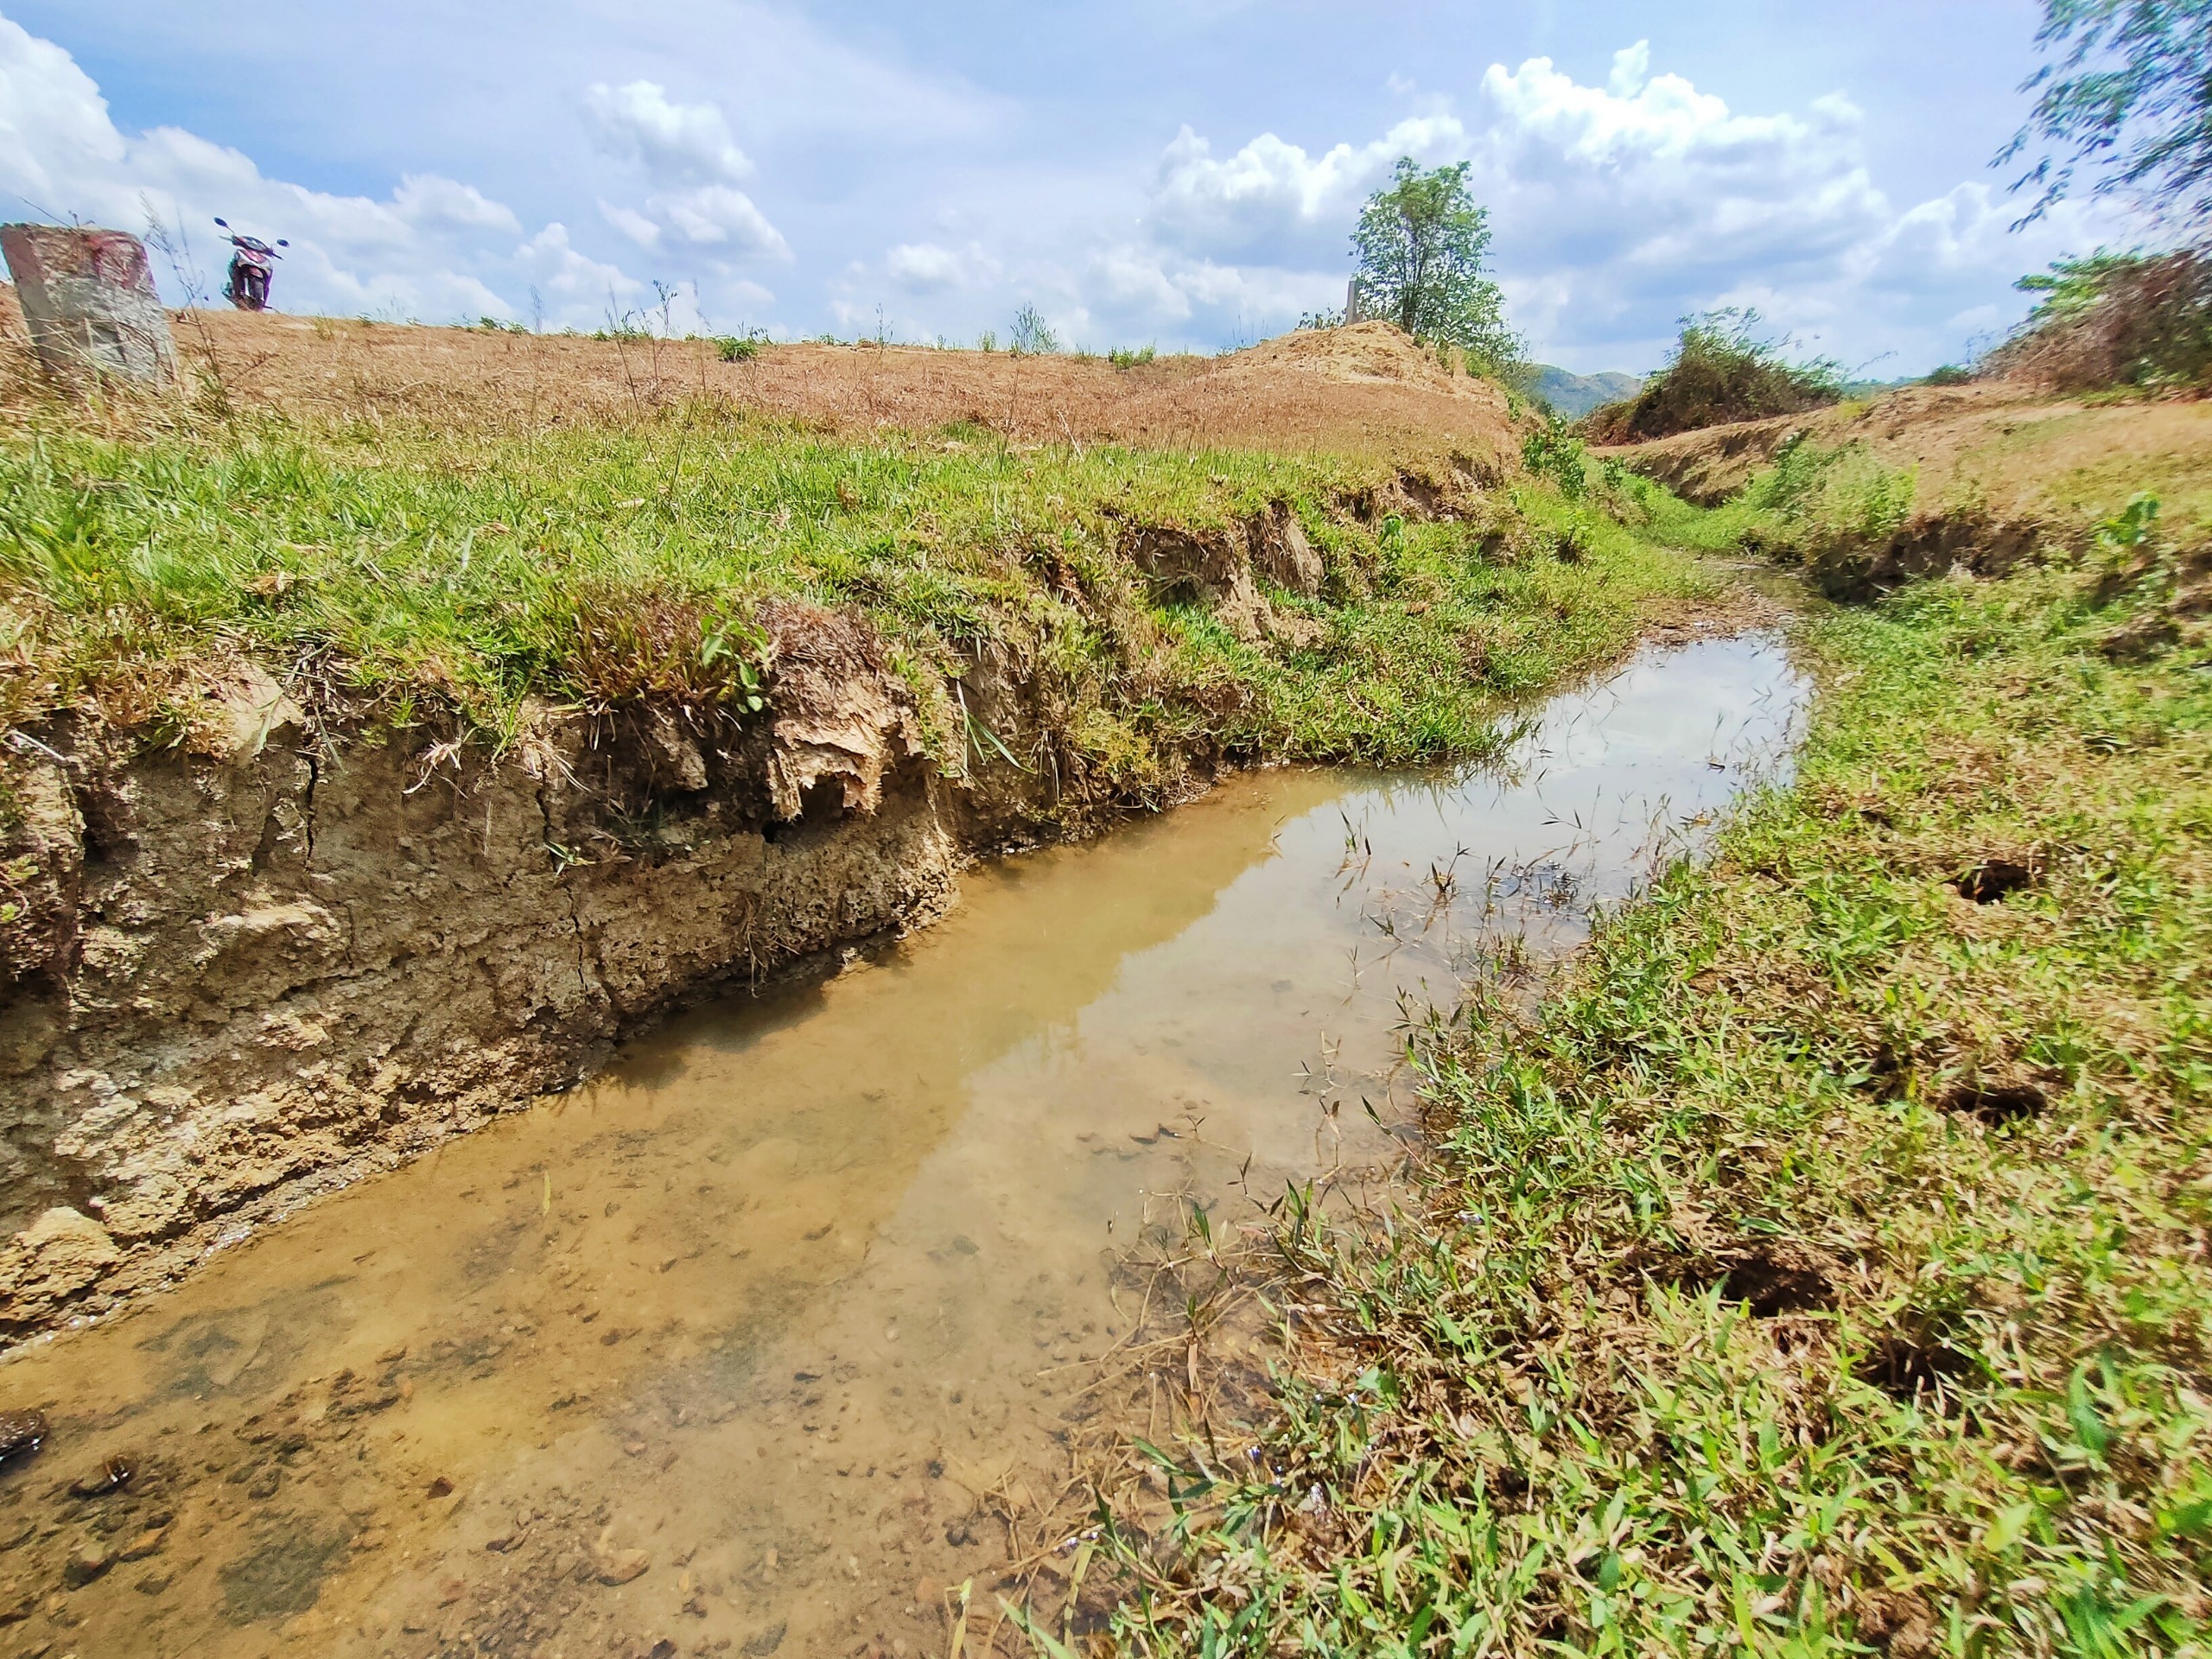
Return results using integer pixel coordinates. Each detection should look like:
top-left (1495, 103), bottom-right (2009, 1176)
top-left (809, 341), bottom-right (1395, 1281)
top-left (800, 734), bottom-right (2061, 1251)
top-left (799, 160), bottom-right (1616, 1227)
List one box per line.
top-left (1527, 365), bottom-right (1646, 420)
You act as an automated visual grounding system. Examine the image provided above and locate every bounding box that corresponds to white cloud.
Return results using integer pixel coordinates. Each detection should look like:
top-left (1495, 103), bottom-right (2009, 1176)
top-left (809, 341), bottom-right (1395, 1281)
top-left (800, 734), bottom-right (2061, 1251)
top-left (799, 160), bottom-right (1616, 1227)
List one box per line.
top-left (582, 79), bottom-right (753, 186)
top-left (581, 79), bottom-right (791, 267)
top-left (1147, 115), bottom-right (1466, 263)
top-left (393, 173), bottom-right (521, 234)
top-left (599, 200), bottom-right (663, 249)
top-left (0, 12), bottom-right (642, 327)
top-left (884, 240), bottom-right (1001, 292)
top-left (594, 184), bottom-right (790, 263)
top-left (1459, 48), bottom-right (2108, 368)
top-left (522, 222), bottom-right (640, 302)
top-left (1126, 41), bottom-right (2119, 371)
top-left (1607, 41), bottom-right (1652, 99)
top-left (653, 183), bottom-right (789, 257)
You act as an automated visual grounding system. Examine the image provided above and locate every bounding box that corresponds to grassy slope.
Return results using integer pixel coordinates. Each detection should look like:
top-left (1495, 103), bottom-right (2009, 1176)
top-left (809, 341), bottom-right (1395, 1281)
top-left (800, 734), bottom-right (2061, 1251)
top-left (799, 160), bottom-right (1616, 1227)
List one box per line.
top-left (0, 406), bottom-right (1699, 804)
top-left (1114, 477), bottom-right (2212, 1653)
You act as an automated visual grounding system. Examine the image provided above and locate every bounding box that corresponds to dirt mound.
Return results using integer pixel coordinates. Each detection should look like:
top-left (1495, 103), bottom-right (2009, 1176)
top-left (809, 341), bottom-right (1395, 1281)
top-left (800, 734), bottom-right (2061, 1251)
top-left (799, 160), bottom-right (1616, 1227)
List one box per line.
top-left (0, 290), bottom-right (1521, 466)
top-left (1215, 320), bottom-right (1465, 390)
top-left (1604, 379), bottom-right (2212, 535)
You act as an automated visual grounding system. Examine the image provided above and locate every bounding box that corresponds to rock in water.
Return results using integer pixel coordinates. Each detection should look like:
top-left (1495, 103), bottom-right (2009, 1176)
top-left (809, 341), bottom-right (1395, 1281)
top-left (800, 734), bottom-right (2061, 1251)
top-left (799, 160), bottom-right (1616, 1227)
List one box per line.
top-left (68, 1452), bottom-right (137, 1497)
top-left (0, 1411), bottom-right (46, 1469)
top-left (63, 1537), bottom-right (114, 1586)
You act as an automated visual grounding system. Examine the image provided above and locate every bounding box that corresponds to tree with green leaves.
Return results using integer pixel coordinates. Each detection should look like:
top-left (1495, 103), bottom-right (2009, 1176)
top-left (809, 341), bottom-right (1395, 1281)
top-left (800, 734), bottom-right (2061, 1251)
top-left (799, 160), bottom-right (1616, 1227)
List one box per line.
top-left (1351, 158), bottom-right (1522, 373)
top-left (1999, 0), bottom-right (2212, 239)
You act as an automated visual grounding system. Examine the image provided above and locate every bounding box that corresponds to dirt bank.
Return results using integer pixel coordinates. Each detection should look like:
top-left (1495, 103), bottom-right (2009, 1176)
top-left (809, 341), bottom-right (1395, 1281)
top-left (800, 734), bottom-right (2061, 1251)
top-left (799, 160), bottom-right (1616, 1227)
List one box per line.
top-left (1600, 378), bottom-right (2212, 531)
top-left (0, 604), bottom-right (1002, 1341)
top-left (0, 459), bottom-right (1716, 1347)
top-left (0, 294), bottom-right (1721, 1344)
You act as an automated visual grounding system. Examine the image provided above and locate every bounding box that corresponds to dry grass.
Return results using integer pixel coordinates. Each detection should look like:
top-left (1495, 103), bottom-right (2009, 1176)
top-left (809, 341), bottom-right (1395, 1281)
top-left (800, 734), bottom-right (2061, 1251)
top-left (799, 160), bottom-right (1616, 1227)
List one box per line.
top-left (0, 292), bottom-right (1521, 467)
top-left (1601, 380), bottom-right (2212, 541)
top-left (1984, 251), bottom-right (2212, 394)
top-left (1582, 312), bottom-right (1841, 446)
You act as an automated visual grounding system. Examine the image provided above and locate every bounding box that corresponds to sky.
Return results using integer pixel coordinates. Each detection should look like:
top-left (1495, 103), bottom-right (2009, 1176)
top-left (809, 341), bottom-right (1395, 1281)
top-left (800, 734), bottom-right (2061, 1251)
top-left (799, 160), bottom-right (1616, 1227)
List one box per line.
top-left (0, 1), bottom-right (2144, 374)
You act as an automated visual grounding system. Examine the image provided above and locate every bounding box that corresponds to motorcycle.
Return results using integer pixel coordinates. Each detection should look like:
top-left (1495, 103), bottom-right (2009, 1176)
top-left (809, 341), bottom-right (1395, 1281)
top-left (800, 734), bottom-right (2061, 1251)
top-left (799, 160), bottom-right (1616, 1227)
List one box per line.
top-left (214, 218), bottom-right (287, 311)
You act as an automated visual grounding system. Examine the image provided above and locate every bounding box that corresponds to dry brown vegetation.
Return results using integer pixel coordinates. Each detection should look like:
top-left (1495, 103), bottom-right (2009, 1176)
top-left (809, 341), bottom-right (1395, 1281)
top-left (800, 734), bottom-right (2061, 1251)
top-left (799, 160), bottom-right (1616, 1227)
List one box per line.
top-left (1580, 310), bottom-right (1842, 445)
top-left (0, 290), bottom-right (1522, 465)
top-left (1983, 249), bottom-right (2212, 392)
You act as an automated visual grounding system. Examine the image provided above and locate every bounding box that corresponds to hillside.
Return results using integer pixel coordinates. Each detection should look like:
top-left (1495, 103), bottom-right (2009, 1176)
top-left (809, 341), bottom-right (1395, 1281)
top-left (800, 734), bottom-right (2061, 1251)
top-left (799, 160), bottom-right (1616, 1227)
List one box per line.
top-left (1529, 363), bottom-right (1644, 419)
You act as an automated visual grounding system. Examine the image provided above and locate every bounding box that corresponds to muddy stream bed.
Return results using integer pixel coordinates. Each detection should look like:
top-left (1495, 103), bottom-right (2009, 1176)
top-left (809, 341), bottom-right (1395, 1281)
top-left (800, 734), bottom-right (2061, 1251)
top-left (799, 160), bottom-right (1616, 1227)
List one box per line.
top-left (0, 633), bottom-right (1807, 1659)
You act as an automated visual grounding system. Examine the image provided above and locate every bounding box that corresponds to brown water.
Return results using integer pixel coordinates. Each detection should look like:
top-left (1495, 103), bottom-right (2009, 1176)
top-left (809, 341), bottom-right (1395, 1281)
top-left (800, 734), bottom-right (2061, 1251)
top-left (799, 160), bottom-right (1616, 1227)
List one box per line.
top-left (0, 634), bottom-right (1805, 1659)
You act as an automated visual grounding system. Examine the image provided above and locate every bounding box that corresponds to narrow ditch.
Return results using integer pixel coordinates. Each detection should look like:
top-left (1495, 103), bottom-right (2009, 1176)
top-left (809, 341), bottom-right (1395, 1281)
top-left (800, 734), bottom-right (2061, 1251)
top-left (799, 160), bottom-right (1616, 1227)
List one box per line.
top-left (0, 632), bottom-right (1808, 1657)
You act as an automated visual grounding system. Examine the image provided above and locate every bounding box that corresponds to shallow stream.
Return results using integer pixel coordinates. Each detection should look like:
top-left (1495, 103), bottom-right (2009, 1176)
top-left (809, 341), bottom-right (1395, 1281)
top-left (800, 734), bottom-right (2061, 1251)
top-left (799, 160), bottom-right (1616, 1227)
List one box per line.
top-left (0, 632), bottom-right (1806, 1659)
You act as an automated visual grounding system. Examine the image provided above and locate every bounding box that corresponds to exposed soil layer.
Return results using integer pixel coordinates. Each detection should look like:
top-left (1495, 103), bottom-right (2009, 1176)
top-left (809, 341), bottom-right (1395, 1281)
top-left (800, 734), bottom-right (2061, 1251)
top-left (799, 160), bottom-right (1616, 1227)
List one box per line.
top-left (0, 620), bottom-right (991, 1343)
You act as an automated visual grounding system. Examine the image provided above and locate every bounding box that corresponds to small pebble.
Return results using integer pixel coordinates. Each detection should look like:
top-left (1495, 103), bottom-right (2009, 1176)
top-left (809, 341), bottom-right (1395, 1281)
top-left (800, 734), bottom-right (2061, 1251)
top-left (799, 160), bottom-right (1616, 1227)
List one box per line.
top-left (63, 1538), bottom-right (114, 1586)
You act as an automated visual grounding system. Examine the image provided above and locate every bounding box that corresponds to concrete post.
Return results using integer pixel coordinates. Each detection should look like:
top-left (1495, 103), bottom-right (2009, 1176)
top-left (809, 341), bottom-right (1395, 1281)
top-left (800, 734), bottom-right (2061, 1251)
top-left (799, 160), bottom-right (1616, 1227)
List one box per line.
top-left (1, 225), bottom-right (177, 386)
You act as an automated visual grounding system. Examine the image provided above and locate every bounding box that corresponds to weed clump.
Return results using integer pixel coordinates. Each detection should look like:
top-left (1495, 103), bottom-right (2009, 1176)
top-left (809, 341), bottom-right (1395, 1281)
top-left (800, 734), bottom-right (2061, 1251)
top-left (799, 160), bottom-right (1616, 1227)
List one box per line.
top-left (1985, 248), bottom-right (2212, 391)
top-left (1520, 414), bottom-right (1589, 499)
top-left (1586, 308), bottom-right (1844, 443)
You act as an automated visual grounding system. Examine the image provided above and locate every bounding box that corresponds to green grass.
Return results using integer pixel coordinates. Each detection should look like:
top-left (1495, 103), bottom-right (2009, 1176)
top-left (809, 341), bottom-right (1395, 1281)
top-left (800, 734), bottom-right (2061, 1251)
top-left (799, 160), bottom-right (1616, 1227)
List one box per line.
top-left (1109, 493), bottom-right (2212, 1654)
top-left (1609, 436), bottom-right (1918, 559)
top-left (0, 404), bottom-right (1702, 810)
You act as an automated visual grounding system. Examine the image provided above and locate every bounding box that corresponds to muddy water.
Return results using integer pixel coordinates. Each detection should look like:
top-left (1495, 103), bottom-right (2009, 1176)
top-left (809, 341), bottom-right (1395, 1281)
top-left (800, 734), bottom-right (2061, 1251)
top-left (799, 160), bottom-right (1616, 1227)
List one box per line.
top-left (0, 635), bottom-right (1805, 1659)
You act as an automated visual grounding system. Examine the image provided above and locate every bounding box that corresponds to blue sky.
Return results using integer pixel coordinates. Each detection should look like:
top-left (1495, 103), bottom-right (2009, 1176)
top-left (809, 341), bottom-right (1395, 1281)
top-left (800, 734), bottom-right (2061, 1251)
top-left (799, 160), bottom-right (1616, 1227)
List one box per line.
top-left (0, 2), bottom-right (2134, 372)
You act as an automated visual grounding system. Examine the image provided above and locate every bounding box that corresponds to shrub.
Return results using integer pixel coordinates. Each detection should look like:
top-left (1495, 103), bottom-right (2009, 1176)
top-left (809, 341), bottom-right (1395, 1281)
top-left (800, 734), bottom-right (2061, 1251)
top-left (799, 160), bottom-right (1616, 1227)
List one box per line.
top-left (715, 334), bottom-right (765, 363)
top-left (1008, 304), bottom-right (1059, 356)
top-left (1521, 415), bottom-right (1589, 498)
top-left (1923, 364), bottom-right (1974, 385)
top-left (1108, 346), bottom-right (1156, 370)
top-left (1584, 308), bottom-right (1844, 443)
top-left (1982, 248), bottom-right (2212, 390)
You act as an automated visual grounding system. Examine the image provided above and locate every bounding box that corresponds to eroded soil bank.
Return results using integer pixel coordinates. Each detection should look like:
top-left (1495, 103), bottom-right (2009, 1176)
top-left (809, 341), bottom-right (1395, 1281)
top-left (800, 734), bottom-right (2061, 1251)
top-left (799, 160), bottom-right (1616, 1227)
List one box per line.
top-left (0, 421), bottom-right (1709, 1342)
top-left (2, 613), bottom-right (988, 1338)
top-left (0, 632), bottom-right (1806, 1659)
